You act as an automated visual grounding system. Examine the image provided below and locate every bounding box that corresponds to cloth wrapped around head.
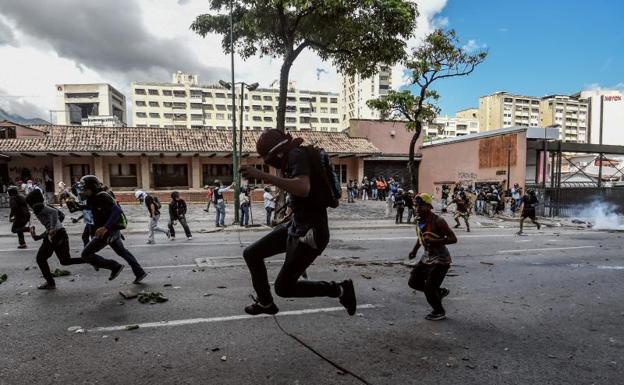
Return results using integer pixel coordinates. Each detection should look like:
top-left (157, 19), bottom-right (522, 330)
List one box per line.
top-left (256, 129), bottom-right (304, 169)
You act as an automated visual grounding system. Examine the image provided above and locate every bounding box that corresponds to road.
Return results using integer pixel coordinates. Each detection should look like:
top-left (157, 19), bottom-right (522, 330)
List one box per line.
top-left (1, 222), bottom-right (623, 384)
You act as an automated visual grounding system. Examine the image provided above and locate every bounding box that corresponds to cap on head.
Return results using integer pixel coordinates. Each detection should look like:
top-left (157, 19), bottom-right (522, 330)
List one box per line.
top-left (134, 190), bottom-right (145, 200)
top-left (256, 129), bottom-right (291, 158)
top-left (79, 175), bottom-right (102, 193)
top-left (415, 193), bottom-right (433, 206)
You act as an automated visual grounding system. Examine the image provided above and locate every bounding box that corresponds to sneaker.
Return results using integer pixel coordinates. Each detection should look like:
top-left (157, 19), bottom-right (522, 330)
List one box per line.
top-left (516, 231), bottom-right (523, 236)
top-left (338, 279), bottom-right (357, 316)
top-left (170, 237), bottom-right (176, 241)
top-left (187, 236), bottom-right (192, 240)
top-left (425, 312), bottom-right (446, 321)
top-left (17, 244), bottom-right (27, 249)
top-left (439, 288), bottom-right (450, 298)
top-left (537, 223), bottom-right (541, 230)
top-left (133, 271), bottom-right (148, 284)
top-left (146, 240), bottom-right (155, 244)
top-left (109, 264), bottom-right (124, 281)
top-left (466, 227), bottom-right (471, 232)
top-left (38, 282), bottom-right (56, 290)
top-left (166, 231), bottom-right (171, 239)
top-left (453, 224), bottom-right (460, 229)
top-left (244, 296), bottom-right (279, 315)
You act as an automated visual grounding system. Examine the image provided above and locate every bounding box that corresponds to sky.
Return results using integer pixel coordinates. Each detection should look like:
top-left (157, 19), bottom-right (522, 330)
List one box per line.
top-left (0, 0), bottom-right (621, 120)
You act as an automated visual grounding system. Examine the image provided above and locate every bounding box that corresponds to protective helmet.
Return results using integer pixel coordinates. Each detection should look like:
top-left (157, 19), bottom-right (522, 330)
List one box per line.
top-left (134, 190), bottom-right (146, 201)
top-left (79, 175), bottom-right (102, 195)
top-left (171, 191), bottom-right (180, 199)
top-left (25, 189), bottom-right (45, 207)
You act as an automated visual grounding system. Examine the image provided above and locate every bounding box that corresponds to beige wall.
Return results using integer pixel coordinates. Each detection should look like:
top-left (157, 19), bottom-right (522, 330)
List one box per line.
top-left (348, 119), bottom-right (422, 155)
top-left (418, 132), bottom-right (528, 198)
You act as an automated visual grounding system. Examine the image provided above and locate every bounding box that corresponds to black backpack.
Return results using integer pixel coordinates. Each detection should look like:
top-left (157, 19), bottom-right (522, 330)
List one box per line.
top-left (303, 145), bottom-right (341, 209)
top-left (151, 195), bottom-right (162, 210)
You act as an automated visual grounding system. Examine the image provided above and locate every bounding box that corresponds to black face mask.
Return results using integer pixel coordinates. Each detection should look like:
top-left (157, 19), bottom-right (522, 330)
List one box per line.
top-left (263, 151), bottom-right (286, 170)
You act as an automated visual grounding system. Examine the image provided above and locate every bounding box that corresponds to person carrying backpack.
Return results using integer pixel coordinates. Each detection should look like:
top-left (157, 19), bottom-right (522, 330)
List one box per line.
top-left (80, 176), bottom-right (147, 284)
top-left (168, 191), bottom-right (192, 240)
top-left (213, 180), bottom-right (235, 227)
top-left (239, 129), bottom-right (356, 316)
top-left (25, 189), bottom-right (87, 289)
top-left (135, 190), bottom-right (170, 244)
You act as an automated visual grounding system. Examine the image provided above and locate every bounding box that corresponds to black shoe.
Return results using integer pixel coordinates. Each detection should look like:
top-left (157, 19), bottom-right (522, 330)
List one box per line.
top-left (133, 271), bottom-right (148, 284)
top-left (425, 312), bottom-right (446, 321)
top-left (439, 288), bottom-right (450, 298)
top-left (537, 223), bottom-right (541, 230)
top-left (109, 264), bottom-right (124, 281)
top-left (338, 279), bottom-right (357, 316)
top-left (38, 282), bottom-right (56, 290)
top-left (244, 296), bottom-right (279, 315)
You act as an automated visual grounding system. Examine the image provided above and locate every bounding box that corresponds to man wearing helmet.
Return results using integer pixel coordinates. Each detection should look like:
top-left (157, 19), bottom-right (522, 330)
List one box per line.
top-left (238, 129), bottom-right (357, 316)
top-left (517, 188), bottom-right (541, 235)
top-left (167, 191), bottom-right (192, 240)
top-left (8, 185), bottom-right (30, 249)
top-left (79, 176), bottom-right (147, 283)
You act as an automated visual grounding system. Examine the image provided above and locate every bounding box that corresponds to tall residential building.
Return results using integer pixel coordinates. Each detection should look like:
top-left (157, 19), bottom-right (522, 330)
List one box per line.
top-left (338, 66), bottom-right (392, 129)
top-left (423, 114), bottom-right (480, 140)
top-left (540, 95), bottom-right (589, 143)
top-left (54, 83), bottom-right (126, 125)
top-left (572, 89), bottom-right (624, 146)
top-left (478, 92), bottom-right (541, 131)
top-left (131, 72), bottom-right (341, 131)
top-left (455, 107), bottom-right (479, 120)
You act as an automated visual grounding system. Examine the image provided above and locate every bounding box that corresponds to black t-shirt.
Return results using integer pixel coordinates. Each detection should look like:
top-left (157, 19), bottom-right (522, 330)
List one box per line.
top-left (89, 191), bottom-right (117, 228)
top-left (144, 195), bottom-right (160, 216)
top-left (522, 194), bottom-right (538, 210)
top-left (284, 147), bottom-right (327, 230)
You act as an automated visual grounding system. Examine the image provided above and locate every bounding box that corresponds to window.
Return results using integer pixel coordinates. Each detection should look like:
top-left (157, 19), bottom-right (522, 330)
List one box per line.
top-left (202, 164), bottom-right (233, 185)
top-left (203, 92), bottom-right (212, 98)
top-left (286, 117), bottom-right (297, 123)
top-left (191, 114), bottom-right (203, 121)
top-left (263, 105), bottom-right (273, 111)
top-left (204, 104), bottom-right (214, 110)
top-left (173, 90), bottom-right (186, 97)
top-left (190, 90), bottom-right (202, 98)
top-left (153, 164), bottom-right (188, 188)
top-left (163, 90), bottom-right (172, 96)
top-left (149, 101), bottom-right (159, 107)
top-left (216, 104), bottom-right (227, 111)
top-left (330, 108), bottom-right (338, 114)
top-left (135, 88), bottom-right (146, 95)
top-left (333, 164), bottom-right (347, 184)
top-left (204, 113), bottom-right (212, 119)
top-left (164, 113), bottom-right (173, 119)
top-left (69, 164), bottom-right (90, 182)
top-left (136, 101), bottom-right (146, 106)
top-left (0, 127), bottom-right (16, 138)
top-left (330, 118), bottom-right (339, 124)
top-left (300, 117), bottom-right (310, 123)
top-left (173, 113), bottom-right (187, 121)
top-left (263, 96), bottom-right (272, 101)
top-left (287, 97), bottom-right (296, 102)
top-left (320, 118), bottom-right (330, 123)
top-left (149, 113), bottom-right (160, 118)
top-left (252, 105), bottom-right (262, 111)
top-left (173, 102), bottom-right (186, 109)
top-left (163, 102), bottom-right (172, 107)
top-left (252, 116), bottom-right (262, 122)
top-left (149, 125), bottom-right (160, 128)
top-left (300, 107), bottom-right (311, 114)
top-left (320, 97), bottom-right (328, 103)
top-left (330, 98), bottom-right (338, 103)
top-left (109, 164), bottom-right (137, 188)
top-left (148, 89), bottom-right (159, 95)
top-left (215, 93), bottom-right (225, 98)
top-left (320, 107), bottom-right (328, 113)
top-left (191, 103), bottom-right (203, 109)
top-left (216, 113), bottom-right (225, 120)
top-left (252, 95), bottom-right (262, 101)
top-left (263, 116), bottom-right (273, 122)
top-left (136, 112), bottom-right (147, 118)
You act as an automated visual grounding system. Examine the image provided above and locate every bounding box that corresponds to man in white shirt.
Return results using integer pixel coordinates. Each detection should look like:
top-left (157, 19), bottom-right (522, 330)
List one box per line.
top-left (263, 186), bottom-right (275, 226)
top-left (214, 180), bottom-right (235, 227)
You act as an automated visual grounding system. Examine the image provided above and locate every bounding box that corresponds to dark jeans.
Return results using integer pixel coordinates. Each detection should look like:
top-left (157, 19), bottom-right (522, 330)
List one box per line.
top-left (37, 229), bottom-right (86, 284)
top-left (82, 224), bottom-right (93, 246)
top-left (11, 220), bottom-right (29, 246)
top-left (81, 232), bottom-right (144, 277)
top-left (408, 262), bottom-right (450, 314)
top-left (240, 205), bottom-right (250, 226)
top-left (265, 207), bottom-right (274, 226)
top-left (395, 206), bottom-right (405, 224)
top-left (406, 208), bottom-right (414, 223)
top-left (243, 222), bottom-right (339, 305)
top-left (168, 216), bottom-right (192, 238)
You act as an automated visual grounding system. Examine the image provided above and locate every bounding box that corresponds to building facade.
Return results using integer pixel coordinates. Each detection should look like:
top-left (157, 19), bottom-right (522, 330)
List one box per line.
top-left (479, 92), bottom-right (541, 131)
top-left (54, 84), bottom-right (126, 125)
top-left (455, 108), bottom-right (479, 120)
top-left (540, 95), bottom-right (589, 143)
top-left (423, 115), bottom-right (480, 140)
top-left (338, 66), bottom-right (393, 129)
top-left (131, 72), bottom-right (341, 132)
top-left (573, 89), bottom-right (624, 146)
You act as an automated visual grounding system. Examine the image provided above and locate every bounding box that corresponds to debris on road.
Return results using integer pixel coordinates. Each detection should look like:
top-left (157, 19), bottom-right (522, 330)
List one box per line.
top-left (163, 283), bottom-right (172, 287)
top-left (51, 269), bottom-right (71, 277)
top-left (480, 261), bottom-right (494, 266)
top-left (125, 325), bottom-right (140, 331)
top-left (0, 274), bottom-right (7, 284)
top-left (220, 355), bottom-right (227, 362)
top-left (67, 326), bottom-right (82, 332)
top-left (203, 293), bottom-right (213, 297)
top-left (361, 274), bottom-right (371, 279)
top-left (119, 291), bottom-right (138, 300)
top-left (137, 292), bottom-right (168, 304)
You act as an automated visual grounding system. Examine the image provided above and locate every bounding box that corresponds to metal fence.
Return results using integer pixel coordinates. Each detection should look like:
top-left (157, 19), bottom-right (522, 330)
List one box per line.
top-left (532, 185), bottom-right (624, 218)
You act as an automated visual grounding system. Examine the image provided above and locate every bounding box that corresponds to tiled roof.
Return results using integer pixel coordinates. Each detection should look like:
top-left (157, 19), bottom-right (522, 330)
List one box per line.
top-left (0, 125), bottom-right (379, 155)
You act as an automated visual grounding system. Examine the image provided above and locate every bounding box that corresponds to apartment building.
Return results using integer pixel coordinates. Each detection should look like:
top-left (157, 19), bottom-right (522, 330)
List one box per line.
top-left (338, 66), bottom-right (393, 129)
top-left (479, 92), bottom-right (541, 131)
top-left (455, 107), bottom-right (479, 120)
top-left (54, 83), bottom-right (126, 125)
top-left (424, 115), bottom-right (480, 140)
top-left (540, 95), bottom-right (589, 143)
top-left (131, 72), bottom-right (341, 131)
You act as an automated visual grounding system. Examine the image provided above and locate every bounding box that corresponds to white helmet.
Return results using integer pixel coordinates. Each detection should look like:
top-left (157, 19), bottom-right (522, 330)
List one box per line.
top-left (134, 190), bottom-right (146, 200)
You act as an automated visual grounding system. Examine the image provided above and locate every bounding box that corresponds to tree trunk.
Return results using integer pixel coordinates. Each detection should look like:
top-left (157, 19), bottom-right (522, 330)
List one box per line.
top-left (276, 57), bottom-right (294, 132)
top-left (408, 121), bottom-right (422, 193)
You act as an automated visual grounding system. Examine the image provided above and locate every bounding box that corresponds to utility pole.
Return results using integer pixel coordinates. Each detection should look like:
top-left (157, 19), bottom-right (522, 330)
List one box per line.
top-left (228, 0), bottom-right (240, 224)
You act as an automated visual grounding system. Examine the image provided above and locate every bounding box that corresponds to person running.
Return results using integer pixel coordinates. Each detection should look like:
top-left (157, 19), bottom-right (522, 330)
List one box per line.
top-left (452, 192), bottom-right (471, 232)
top-left (394, 188), bottom-right (406, 224)
top-left (263, 186), bottom-right (275, 226)
top-left (517, 189), bottom-right (541, 235)
top-left (135, 190), bottom-right (170, 244)
top-left (168, 191), bottom-right (192, 240)
top-left (79, 176), bottom-right (146, 283)
top-left (8, 186), bottom-right (30, 249)
top-left (214, 180), bottom-right (235, 228)
top-left (239, 129), bottom-right (356, 316)
top-left (203, 185), bottom-right (214, 213)
top-left (441, 184), bottom-right (450, 213)
top-left (405, 190), bottom-right (415, 223)
top-left (239, 187), bottom-right (251, 227)
top-left (25, 189), bottom-right (87, 290)
top-left (408, 193), bottom-right (457, 321)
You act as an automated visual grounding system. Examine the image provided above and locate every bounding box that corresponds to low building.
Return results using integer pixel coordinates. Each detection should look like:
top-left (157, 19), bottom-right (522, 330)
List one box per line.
top-left (54, 83), bottom-right (127, 125)
top-left (0, 123), bottom-right (379, 202)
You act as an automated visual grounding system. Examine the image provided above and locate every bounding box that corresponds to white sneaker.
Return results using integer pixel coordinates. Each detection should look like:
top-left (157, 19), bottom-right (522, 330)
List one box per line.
top-left (187, 236), bottom-right (192, 240)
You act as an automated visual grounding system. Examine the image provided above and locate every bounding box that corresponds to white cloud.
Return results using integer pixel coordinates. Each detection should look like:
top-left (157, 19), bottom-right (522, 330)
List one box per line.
top-left (0, 0), bottom-right (448, 120)
top-left (462, 39), bottom-right (487, 53)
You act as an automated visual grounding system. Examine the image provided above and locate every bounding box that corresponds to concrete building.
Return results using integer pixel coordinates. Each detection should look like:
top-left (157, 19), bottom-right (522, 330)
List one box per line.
top-left (540, 95), bottom-right (589, 143)
top-left (54, 84), bottom-right (126, 125)
top-left (131, 72), bottom-right (341, 132)
top-left (338, 66), bottom-right (393, 129)
top-left (479, 92), bottom-right (541, 131)
top-left (424, 115), bottom-right (480, 140)
top-left (572, 89), bottom-right (624, 146)
top-left (455, 108), bottom-right (479, 120)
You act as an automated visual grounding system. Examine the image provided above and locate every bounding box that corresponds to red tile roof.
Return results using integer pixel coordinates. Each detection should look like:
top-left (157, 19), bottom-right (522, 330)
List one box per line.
top-left (0, 125), bottom-right (379, 155)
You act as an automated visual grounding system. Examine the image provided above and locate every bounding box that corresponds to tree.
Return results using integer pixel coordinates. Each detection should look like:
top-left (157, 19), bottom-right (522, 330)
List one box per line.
top-left (367, 29), bottom-right (487, 191)
top-left (191, 0), bottom-right (418, 132)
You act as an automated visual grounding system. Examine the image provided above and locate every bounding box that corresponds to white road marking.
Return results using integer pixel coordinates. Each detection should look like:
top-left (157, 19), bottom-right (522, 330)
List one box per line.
top-left (498, 245), bottom-right (596, 254)
top-left (144, 264), bottom-right (197, 270)
top-left (86, 304), bottom-right (380, 333)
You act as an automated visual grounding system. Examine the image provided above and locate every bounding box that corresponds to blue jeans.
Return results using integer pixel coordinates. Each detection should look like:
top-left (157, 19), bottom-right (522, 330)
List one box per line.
top-left (241, 205), bottom-right (250, 226)
top-left (215, 202), bottom-right (226, 226)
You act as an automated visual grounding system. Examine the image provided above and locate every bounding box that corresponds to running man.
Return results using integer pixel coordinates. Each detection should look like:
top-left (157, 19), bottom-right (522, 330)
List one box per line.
top-left (135, 190), bottom-right (170, 244)
top-left (8, 186), bottom-right (30, 249)
top-left (517, 189), bottom-right (541, 235)
top-left (408, 193), bottom-right (457, 321)
top-left (167, 191), bottom-right (192, 240)
top-left (239, 129), bottom-right (356, 316)
top-left (452, 192), bottom-right (471, 232)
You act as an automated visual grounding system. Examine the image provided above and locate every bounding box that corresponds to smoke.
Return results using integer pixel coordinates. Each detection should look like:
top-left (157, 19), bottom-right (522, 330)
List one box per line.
top-left (573, 201), bottom-right (624, 231)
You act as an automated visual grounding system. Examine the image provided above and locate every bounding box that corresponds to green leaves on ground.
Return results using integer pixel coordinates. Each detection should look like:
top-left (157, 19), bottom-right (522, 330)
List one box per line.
top-left (0, 274), bottom-right (7, 284)
top-left (138, 292), bottom-right (169, 304)
top-left (51, 269), bottom-right (71, 277)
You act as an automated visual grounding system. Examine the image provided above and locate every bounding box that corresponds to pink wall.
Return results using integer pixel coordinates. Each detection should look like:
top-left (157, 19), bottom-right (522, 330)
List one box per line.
top-left (418, 132), bottom-right (527, 198)
top-left (348, 120), bottom-right (423, 155)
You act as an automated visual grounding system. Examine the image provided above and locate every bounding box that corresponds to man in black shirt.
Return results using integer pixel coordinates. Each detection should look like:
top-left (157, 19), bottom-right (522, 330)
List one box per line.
top-left (168, 191), bottom-right (192, 240)
top-left (135, 190), bottom-right (170, 244)
top-left (239, 129), bottom-right (356, 316)
top-left (8, 186), bottom-right (30, 249)
top-left (517, 189), bottom-right (541, 235)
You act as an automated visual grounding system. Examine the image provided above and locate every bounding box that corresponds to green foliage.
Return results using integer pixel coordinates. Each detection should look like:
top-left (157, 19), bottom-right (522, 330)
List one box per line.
top-left (191, 0), bottom-right (418, 77)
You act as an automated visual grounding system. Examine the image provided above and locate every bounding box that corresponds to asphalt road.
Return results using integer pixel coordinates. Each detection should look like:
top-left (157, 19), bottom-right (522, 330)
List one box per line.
top-left (1, 223), bottom-right (623, 385)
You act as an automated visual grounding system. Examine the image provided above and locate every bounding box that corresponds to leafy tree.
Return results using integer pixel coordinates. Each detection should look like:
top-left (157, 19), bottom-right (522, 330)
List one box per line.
top-left (367, 29), bottom-right (487, 191)
top-left (191, 0), bottom-right (418, 132)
